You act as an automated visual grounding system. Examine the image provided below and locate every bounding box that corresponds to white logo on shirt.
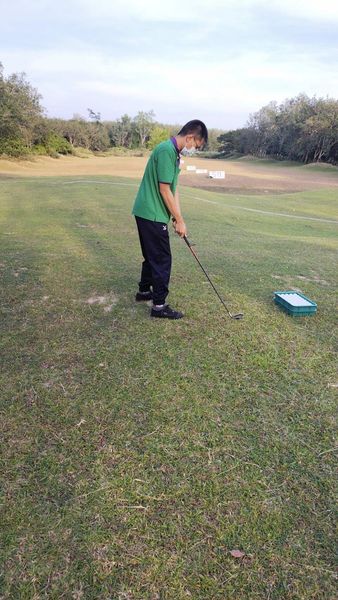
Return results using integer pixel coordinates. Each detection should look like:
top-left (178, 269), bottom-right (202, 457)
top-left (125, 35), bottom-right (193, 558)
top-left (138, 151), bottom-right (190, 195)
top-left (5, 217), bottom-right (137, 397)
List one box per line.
top-left (163, 225), bottom-right (167, 231)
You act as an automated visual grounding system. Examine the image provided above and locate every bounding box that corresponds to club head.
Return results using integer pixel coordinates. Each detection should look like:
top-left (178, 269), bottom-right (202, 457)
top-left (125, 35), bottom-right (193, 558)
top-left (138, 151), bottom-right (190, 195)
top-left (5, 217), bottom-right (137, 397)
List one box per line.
top-left (231, 313), bottom-right (244, 320)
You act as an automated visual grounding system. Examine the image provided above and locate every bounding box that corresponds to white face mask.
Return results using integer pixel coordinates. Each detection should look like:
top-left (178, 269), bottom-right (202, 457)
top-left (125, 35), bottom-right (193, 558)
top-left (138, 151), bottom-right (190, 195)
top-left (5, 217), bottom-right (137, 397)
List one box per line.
top-left (181, 145), bottom-right (197, 156)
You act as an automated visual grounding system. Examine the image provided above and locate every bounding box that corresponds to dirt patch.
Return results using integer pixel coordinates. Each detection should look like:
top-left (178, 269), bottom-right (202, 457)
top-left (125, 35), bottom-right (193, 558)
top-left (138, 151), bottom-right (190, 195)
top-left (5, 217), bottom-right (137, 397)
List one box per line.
top-left (75, 223), bottom-right (97, 229)
top-left (85, 292), bottom-right (118, 312)
top-left (296, 275), bottom-right (329, 286)
top-left (180, 158), bottom-right (338, 194)
top-left (13, 267), bottom-right (28, 278)
top-left (272, 273), bottom-right (329, 286)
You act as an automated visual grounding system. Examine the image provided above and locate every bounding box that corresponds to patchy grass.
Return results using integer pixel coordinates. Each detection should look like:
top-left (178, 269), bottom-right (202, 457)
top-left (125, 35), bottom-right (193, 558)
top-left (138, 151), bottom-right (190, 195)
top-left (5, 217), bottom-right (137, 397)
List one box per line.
top-left (0, 176), bottom-right (337, 599)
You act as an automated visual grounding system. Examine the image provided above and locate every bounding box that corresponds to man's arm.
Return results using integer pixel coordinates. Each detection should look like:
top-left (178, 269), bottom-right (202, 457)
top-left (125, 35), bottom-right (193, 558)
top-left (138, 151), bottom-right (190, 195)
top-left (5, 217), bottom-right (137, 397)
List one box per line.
top-left (159, 183), bottom-right (187, 237)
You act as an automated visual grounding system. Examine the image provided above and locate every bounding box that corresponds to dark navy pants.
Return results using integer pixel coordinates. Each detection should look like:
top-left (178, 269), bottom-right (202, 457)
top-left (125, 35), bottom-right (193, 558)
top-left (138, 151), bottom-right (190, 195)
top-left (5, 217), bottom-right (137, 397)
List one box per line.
top-left (135, 216), bottom-right (172, 305)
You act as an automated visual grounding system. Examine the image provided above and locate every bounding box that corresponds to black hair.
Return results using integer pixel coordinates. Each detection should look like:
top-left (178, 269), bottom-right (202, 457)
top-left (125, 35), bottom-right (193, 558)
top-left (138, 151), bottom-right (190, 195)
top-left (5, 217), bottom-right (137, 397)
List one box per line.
top-left (177, 120), bottom-right (208, 146)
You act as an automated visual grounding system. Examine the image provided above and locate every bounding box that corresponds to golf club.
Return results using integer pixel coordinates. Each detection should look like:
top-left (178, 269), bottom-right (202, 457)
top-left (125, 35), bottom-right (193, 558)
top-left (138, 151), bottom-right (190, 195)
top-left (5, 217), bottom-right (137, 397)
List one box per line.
top-left (183, 235), bottom-right (244, 320)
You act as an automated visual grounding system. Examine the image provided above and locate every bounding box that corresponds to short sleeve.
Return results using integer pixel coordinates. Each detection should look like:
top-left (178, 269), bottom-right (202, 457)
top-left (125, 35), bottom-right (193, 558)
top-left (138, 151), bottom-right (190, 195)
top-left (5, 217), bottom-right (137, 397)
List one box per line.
top-left (156, 149), bottom-right (175, 184)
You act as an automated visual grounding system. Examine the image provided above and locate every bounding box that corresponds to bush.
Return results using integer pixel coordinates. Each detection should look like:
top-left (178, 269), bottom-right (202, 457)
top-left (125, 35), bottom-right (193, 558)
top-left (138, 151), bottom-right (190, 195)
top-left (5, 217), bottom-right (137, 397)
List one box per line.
top-left (31, 144), bottom-right (47, 155)
top-left (0, 138), bottom-right (30, 157)
top-left (44, 133), bottom-right (74, 156)
top-left (30, 134), bottom-right (74, 157)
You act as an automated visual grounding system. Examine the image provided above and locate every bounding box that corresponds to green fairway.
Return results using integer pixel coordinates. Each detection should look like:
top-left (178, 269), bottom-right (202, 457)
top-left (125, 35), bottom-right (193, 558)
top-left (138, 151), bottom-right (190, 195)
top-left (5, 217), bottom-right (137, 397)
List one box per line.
top-left (1, 175), bottom-right (337, 599)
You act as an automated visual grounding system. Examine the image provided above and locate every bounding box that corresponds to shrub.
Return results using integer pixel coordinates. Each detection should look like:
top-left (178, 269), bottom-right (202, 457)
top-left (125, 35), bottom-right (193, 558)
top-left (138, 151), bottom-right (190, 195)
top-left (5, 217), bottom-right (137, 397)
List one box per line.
top-left (31, 144), bottom-right (47, 155)
top-left (44, 133), bottom-right (74, 156)
top-left (0, 138), bottom-right (30, 157)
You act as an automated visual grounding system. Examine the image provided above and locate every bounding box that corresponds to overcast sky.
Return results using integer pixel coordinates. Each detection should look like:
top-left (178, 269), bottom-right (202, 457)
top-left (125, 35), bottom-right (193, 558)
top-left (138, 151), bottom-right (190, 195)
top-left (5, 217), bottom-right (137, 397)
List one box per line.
top-left (1, 0), bottom-right (338, 129)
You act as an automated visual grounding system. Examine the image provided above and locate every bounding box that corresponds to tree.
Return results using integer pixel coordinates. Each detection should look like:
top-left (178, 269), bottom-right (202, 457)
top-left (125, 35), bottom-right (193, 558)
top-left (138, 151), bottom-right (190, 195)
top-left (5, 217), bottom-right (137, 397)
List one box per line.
top-left (0, 63), bottom-right (43, 155)
top-left (87, 108), bottom-right (101, 123)
top-left (147, 126), bottom-right (170, 149)
top-left (207, 128), bottom-right (227, 152)
top-left (60, 118), bottom-right (90, 148)
top-left (133, 110), bottom-right (155, 147)
top-left (85, 108), bottom-right (110, 151)
top-left (233, 94), bottom-right (338, 164)
top-left (217, 128), bottom-right (254, 156)
top-left (87, 122), bottom-right (110, 152)
top-left (300, 99), bottom-right (338, 163)
top-left (109, 114), bottom-right (133, 147)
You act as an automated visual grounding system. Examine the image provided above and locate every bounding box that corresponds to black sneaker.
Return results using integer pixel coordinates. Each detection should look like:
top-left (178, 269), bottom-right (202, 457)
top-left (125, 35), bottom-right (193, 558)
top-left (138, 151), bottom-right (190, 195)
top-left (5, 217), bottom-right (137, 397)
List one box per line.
top-left (151, 304), bottom-right (184, 319)
top-left (135, 291), bottom-right (153, 302)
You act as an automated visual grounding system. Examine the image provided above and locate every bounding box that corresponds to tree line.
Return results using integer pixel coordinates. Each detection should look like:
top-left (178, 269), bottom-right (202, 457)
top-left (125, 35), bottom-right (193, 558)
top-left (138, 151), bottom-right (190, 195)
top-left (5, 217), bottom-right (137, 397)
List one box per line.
top-left (0, 64), bottom-right (224, 157)
top-left (1, 63), bottom-right (337, 164)
top-left (0, 63), bottom-right (169, 156)
top-left (218, 94), bottom-right (338, 164)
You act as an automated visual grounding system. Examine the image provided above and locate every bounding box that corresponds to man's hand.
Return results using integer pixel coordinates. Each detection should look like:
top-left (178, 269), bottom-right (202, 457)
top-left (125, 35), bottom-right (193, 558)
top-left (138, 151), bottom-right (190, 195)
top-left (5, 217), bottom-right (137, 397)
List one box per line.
top-left (172, 217), bottom-right (187, 238)
top-left (159, 184), bottom-right (186, 236)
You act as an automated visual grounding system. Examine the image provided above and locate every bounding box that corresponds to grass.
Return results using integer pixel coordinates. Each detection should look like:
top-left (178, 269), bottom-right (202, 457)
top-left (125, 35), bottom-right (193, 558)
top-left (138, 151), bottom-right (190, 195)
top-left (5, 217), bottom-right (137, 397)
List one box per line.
top-left (227, 156), bottom-right (338, 174)
top-left (0, 175), bottom-right (337, 599)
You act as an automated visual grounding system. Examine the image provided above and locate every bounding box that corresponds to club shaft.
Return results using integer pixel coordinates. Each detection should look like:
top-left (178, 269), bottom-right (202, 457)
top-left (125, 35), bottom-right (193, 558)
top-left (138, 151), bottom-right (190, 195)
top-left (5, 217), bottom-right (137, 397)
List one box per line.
top-left (183, 236), bottom-right (233, 317)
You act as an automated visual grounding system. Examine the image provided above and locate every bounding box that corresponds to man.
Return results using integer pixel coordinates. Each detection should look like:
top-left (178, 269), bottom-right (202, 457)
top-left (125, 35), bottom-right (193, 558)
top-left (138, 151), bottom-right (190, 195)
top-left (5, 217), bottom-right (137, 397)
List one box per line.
top-left (132, 120), bottom-right (208, 319)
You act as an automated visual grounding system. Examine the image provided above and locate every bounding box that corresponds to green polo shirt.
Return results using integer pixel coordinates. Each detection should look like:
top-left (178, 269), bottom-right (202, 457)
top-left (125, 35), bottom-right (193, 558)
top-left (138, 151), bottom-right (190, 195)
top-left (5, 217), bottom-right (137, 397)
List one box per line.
top-left (132, 139), bottom-right (180, 224)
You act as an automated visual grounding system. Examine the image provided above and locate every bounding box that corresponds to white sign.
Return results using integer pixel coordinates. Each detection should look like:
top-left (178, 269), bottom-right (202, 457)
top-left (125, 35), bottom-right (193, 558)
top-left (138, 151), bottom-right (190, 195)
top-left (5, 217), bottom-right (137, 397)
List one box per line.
top-left (196, 169), bottom-right (208, 174)
top-left (209, 171), bottom-right (225, 179)
top-left (186, 165), bottom-right (197, 171)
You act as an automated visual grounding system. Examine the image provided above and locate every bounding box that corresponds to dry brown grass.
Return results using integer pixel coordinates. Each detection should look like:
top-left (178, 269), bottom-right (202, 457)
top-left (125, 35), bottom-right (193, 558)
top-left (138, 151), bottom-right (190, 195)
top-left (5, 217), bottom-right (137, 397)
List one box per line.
top-left (0, 154), bottom-right (148, 179)
top-left (0, 154), bottom-right (337, 195)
